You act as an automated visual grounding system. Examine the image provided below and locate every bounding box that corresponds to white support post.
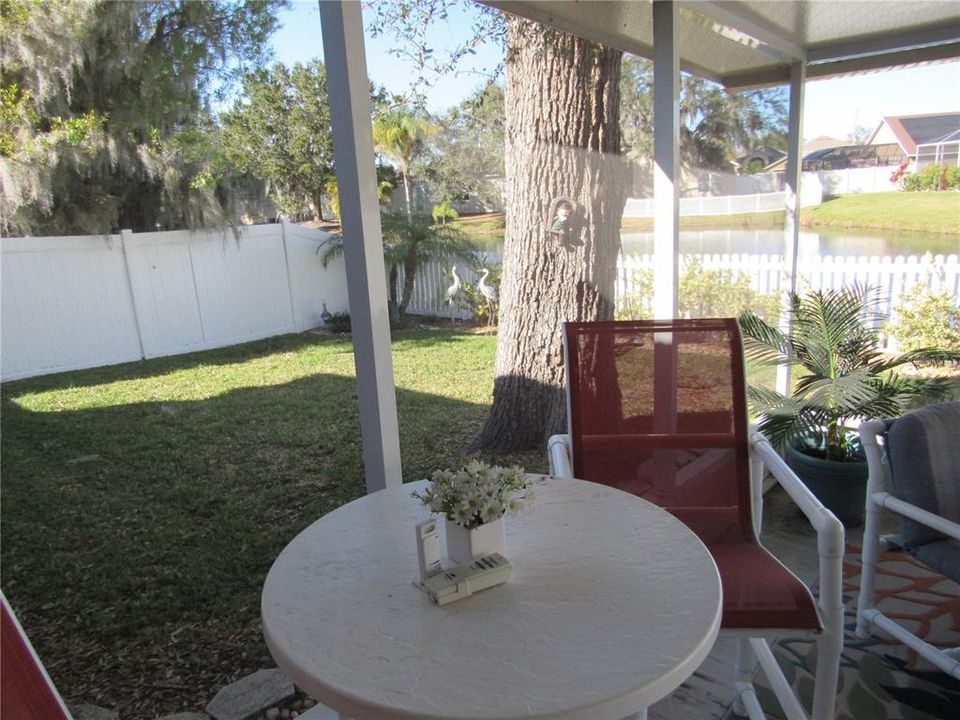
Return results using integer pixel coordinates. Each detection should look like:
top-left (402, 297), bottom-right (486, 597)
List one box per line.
top-left (319, 0), bottom-right (402, 492)
top-left (776, 62), bottom-right (805, 396)
top-left (653, 0), bottom-right (680, 321)
top-left (652, 2), bottom-right (680, 441)
top-left (856, 419), bottom-right (886, 639)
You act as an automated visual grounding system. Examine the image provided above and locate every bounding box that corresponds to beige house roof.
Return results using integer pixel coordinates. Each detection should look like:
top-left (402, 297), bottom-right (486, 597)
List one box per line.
top-left (866, 112), bottom-right (960, 155)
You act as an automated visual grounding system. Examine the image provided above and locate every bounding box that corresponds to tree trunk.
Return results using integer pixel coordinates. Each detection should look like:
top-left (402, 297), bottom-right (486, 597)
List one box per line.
top-left (472, 18), bottom-right (627, 453)
top-left (313, 190), bottom-right (327, 222)
top-left (401, 168), bottom-right (413, 221)
top-left (398, 249), bottom-right (418, 316)
top-left (388, 264), bottom-right (399, 306)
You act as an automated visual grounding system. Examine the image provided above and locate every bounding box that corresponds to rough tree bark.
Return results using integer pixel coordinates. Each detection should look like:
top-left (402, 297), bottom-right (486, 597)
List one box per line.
top-left (472, 18), bottom-right (627, 453)
top-left (399, 251), bottom-right (418, 315)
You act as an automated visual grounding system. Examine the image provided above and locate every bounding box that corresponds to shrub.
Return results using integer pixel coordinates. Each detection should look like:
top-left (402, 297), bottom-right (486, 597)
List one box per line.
top-left (325, 311), bottom-right (352, 334)
top-left (679, 257), bottom-right (780, 323)
top-left (615, 257), bottom-right (780, 323)
top-left (615, 268), bottom-right (654, 320)
top-left (432, 201), bottom-right (459, 225)
top-left (458, 259), bottom-right (500, 325)
top-left (889, 282), bottom-right (960, 352)
top-left (900, 163), bottom-right (960, 191)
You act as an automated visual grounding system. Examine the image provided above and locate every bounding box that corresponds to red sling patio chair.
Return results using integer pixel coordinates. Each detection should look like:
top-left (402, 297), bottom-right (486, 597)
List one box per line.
top-left (1, 592), bottom-right (72, 720)
top-left (547, 318), bottom-right (844, 720)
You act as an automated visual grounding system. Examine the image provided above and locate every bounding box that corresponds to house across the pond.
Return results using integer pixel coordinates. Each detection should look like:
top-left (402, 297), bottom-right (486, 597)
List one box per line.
top-left (869, 111), bottom-right (960, 170)
top-left (765, 135), bottom-right (904, 173)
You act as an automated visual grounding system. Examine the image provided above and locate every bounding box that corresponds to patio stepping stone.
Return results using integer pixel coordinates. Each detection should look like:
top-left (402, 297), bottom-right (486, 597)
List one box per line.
top-left (71, 706), bottom-right (119, 720)
top-left (205, 669), bottom-right (295, 720)
top-left (157, 714), bottom-right (210, 720)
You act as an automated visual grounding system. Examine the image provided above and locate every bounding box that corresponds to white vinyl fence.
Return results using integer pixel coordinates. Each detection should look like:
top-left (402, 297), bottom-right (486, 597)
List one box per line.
top-left (1, 222), bottom-right (346, 381)
top-left (816, 166), bottom-right (898, 196)
top-left (623, 179), bottom-right (823, 218)
top-left (4, 223), bottom-right (956, 380)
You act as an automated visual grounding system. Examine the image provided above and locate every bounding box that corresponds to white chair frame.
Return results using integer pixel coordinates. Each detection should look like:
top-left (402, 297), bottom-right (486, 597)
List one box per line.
top-left (856, 419), bottom-right (960, 680)
top-left (548, 432), bottom-right (845, 720)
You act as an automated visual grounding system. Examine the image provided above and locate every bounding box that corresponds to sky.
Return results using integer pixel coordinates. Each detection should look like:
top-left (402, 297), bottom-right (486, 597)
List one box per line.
top-left (271, 0), bottom-right (960, 142)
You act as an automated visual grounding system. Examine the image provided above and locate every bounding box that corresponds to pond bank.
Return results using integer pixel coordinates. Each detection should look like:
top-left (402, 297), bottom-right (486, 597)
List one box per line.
top-left (450, 192), bottom-right (960, 240)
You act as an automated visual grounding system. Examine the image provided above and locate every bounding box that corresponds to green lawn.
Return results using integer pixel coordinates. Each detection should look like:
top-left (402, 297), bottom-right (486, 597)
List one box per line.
top-left (620, 210), bottom-right (786, 232)
top-left (1, 330), bottom-right (543, 718)
top-left (454, 210), bottom-right (787, 237)
top-left (799, 192), bottom-right (960, 235)
top-left (0, 325), bottom-right (794, 717)
top-left (453, 190), bottom-right (959, 238)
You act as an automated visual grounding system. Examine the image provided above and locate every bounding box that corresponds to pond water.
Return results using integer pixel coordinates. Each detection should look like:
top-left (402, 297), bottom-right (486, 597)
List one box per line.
top-left (623, 228), bottom-right (959, 258)
top-left (476, 228), bottom-right (959, 258)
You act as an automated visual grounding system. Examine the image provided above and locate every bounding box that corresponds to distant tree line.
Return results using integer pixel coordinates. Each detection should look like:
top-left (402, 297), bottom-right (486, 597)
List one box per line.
top-left (1, 0), bottom-right (286, 236)
top-left (2, 0), bottom-right (786, 238)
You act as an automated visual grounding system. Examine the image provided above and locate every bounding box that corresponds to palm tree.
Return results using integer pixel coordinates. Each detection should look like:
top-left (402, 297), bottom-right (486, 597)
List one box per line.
top-left (738, 284), bottom-right (958, 461)
top-left (322, 213), bottom-right (476, 318)
top-left (372, 111), bottom-right (435, 220)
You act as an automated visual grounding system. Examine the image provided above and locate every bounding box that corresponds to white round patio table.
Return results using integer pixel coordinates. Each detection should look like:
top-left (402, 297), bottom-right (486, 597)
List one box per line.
top-left (261, 475), bottom-right (722, 720)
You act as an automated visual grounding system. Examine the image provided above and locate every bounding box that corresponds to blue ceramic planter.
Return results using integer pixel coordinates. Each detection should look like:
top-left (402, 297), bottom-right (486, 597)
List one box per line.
top-left (785, 444), bottom-right (868, 526)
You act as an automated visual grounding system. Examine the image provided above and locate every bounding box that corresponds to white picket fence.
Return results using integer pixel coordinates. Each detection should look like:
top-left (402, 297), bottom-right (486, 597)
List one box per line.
top-left (402, 251), bottom-right (503, 320)
top-left (409, 252), bottom-right (960, 349)
top-left (617, 252), bottom-right (959, 321)
top-left (1, 222), bottom-right (346, 380)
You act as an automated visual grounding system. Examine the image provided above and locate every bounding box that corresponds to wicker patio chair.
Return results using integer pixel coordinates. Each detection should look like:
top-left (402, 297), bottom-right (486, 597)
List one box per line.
top-left (548, 318), bottom-right (844, 720)
top-left (857, 401), bottom-right (960, 679)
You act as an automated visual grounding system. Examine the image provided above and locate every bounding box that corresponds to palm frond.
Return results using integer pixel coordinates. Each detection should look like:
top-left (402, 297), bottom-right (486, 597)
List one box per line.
top-left (320, 235), bottom-right (344, 268)
top-left (796, 369), bottom-right (878, 416)
top-left (744, 282), bottom-right (957, 457)
top-left (792, 284), bottom-right (883, 367)
top-left (868, 347), bottom-right (960, 374)
top-left (737, 311), bottom-right (791, 365)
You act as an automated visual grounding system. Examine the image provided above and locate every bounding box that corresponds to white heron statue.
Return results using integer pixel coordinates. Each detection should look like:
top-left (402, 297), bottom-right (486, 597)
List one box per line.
top-left (445, 266), bottom-right (462, 322)
top-left (477, 268), bottom-right (498, 327)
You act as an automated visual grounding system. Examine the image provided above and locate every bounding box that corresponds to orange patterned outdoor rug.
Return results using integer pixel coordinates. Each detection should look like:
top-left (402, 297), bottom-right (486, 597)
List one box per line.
top-left (758, 545), bottom-right (960, 720)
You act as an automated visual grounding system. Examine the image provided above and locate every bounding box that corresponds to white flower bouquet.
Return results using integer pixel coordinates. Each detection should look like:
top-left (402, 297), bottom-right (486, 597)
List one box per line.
top-left (412, 460), bottom-right (532, 529)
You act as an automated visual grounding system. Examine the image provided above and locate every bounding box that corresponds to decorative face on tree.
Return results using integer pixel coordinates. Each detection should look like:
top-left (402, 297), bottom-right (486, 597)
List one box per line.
top-left (546, 196), bottom-right (583, 249)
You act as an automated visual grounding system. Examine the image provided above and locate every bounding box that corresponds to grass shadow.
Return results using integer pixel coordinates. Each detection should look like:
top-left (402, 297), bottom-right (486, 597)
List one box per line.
top-left (7, 332), bottom-right (346, 394)
top-left (1, 331), bottom-right (543, 718)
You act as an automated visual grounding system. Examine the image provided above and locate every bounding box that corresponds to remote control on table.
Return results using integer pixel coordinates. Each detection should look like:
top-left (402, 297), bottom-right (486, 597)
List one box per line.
top-left (421, 553), bottom-right (513, 605)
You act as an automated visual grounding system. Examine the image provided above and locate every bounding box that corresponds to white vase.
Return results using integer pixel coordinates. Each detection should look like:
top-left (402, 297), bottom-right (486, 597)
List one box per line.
top-left (445, 517), bottom-right (505, 565)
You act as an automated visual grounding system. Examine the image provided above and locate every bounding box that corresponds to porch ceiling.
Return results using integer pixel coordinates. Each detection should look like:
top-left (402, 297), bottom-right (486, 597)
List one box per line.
top-left (484, 1), bottom-right (960, 89)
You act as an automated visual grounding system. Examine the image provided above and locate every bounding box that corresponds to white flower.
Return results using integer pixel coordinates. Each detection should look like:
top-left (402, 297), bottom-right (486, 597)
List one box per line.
top-left (460, 490), bottom-right (485, 515)
top-left (414, 460), bottom-right (531, 527)
top-left (450, 504), bottom-right (473, 527)
top-left (480, 498), bottom-right (503, 524)
top-left (505, 496), bottom-right (524, 515)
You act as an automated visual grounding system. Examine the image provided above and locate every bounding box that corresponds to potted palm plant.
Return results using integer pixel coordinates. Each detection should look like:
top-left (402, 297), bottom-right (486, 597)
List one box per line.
top-left (738, 284), bottom-right (958, 525)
